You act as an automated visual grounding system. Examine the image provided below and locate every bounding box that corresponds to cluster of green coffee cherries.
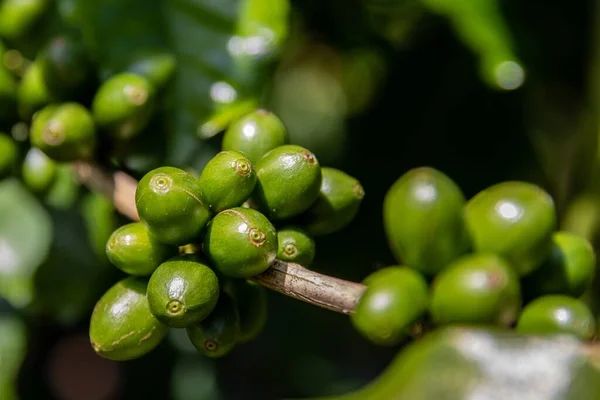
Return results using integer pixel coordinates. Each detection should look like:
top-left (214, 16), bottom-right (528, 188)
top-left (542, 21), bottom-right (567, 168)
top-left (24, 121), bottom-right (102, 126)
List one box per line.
top-left (88, 109), bottom-right (366, 361)
top-left (0, 33), bottom-right (365, 361)
top-left (351, 167), bottom-right (597, 346)
top-left (0, 32), bottom-right (180, 199)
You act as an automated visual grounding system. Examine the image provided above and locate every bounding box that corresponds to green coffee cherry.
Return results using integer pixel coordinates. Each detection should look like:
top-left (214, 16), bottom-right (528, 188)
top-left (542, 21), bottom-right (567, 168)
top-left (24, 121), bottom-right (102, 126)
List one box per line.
top-left (17, 61), bottom-right (52, 120)
top-left (203, 207), bottom-right (277, 278)
top-left (0, 133), bottom-right (17, 179)
top-left (105, 222), bottom-right (176, 276)
top-left (198, 150), bottom-right (257, 213)
top-left (303, 167), bottom-right (365, 236)
top-left (147, 255), bottom-right (220, 328)
top-left (0, 65), bottom-right (17, 123)
top-left (276, 226), bottom-right (316, 266)
top-left (38, 36), bottom-right (94, 99)
top-left (135, 166), bottom-right (211, 246)
top-left (92, 72), bottom-right (156, 140)
top-left (89, 277), bottom-right (168, 361)
top-left (516, 295), bottom-right (596, 340)
top-left (44, 163), bottom-right (79, 210)
top-left (0, 0), bottom-right (48, 40)
top-left (222, 109), bottom-right (288, 164)
top-left (351, 267), bottom-right (429, 346)
top-left (464, 181), bottom-right (556, 276)
top-left (186, 292), bottom-right (240, 358)
top-left (30, 103), bottom-right (95, 162)
top-left (21, 147), bottom-right (56, 193)
top-left (522, 231), bottom-right (596, 299)
top-left (383, 167), bottom-right (470, 277)
top-left (223, 279), bottom-right (268, 343)
top-left (254, 145), bottom-right (322, 220)
top-left (126, 52), bottom-right (176, 89)
top-left (430, 253), bottom-right (522, 327)
top-left (82, 192), bottom-right (118, 261)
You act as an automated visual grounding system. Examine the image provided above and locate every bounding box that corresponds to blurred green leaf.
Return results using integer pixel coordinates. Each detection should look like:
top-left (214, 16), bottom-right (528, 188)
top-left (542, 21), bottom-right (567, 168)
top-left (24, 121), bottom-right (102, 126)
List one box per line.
top-left (231, 0), bottom-right (290, 90)
top-left (71, 0), bottom-right (290, 166)
top-left (43, 163), bottom-right (80, 210)
top-left (31, 206), bottom-right (112, 327)
top-left (69, 0), bottom-right (168, 72)
top-left (340, 48), bottom-right (386, 117)
top-left (562, 193), bottom-right (600, 245)
top-left (81, 192), bottom-right (118, 261)
top-left (308, 327), bottom-right (600, 400)
top-left (270, 49), bottom-right (348, 166)
top-left (0, 0), bottom-right (50, 41)
top-left (0, 178), bottom-right (52, 309)
top-left (0, 313), bottom-right (27, 400)
top-left (161, 0), bottom-right (239, 163)
top-left (420, 0), bottom-right (524, 91)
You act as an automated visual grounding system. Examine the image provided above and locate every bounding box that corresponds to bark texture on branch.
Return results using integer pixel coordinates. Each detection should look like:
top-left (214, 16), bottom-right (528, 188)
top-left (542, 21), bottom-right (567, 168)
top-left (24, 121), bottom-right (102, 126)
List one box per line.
top-left (251, 260), bottom-right (366, 314)
top-left (72, 161), bottom-right (366, 314)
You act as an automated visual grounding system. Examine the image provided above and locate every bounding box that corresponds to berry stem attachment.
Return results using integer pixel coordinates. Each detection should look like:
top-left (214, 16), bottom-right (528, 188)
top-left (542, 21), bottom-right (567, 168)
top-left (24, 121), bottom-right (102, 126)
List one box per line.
top-left (72, 161), bottom-right (366, 314)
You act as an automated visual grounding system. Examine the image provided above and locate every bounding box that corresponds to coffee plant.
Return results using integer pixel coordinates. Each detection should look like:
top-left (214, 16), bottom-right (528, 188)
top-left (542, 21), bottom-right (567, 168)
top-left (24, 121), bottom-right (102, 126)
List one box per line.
top-left (2, 0), bottom-right (600, 399)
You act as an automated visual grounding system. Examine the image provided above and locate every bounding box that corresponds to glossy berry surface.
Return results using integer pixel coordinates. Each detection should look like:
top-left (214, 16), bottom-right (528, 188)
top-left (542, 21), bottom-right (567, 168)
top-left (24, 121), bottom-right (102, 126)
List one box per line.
top-left (125, 52), bottom-right (176, 89)
top-left (30, 102), bottom-right (95, 162)
top-left (0, 133), bottom-right (17, 178)
top-left (276, 226), bottom-right (316, 266)
top-left (89, 277), bottom-right (168, 361)
top-left (516, 295), bottom-right (596, 340)
top-left (429, 253), bottom-right (522, 327)
top-left (186, 292), bottom-right (240, 358)
top-left (17, 60), bottom-right (52, 120)
top-left (254, 144), bottom-right (322, 220)
top-left (135, 166), bottom-right (211, 246)
top-left (383, 167), bottom-right (470, 277)
top-left (147, 255), bottom-right (220, 328)
top-left (105, 222), bottom-right (176, 276)
top-left (303, 167), bottom-right (365, 237)
top-left (464, 181), bottom-right (556, 276)
top-left (21, 147), bottom-right (56, 193)
top-left (522, 231), bottom-right (596, 299)
top-left (92, 72), bottom-right (155, 140)
top-left (351, 267), bottom-right (429, 346)
top-left (222, 109), bottom-right (288, 164)
top-left (198, 150), bottom-right (257, 213)
top-left (203, 207), bottom-right (277, 278)
top-left (37, 35), bottom-right (93, 99)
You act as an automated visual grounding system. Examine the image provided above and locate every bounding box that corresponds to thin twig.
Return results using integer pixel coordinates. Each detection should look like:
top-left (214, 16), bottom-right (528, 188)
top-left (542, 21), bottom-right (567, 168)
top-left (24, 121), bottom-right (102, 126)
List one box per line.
top-left (72, 161), bottom-right (366, 314)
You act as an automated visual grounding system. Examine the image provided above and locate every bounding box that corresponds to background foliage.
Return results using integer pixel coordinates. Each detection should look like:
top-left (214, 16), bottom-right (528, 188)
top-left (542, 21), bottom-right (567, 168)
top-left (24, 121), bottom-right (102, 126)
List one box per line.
top-left (0, 0), bottom-right (599, 399)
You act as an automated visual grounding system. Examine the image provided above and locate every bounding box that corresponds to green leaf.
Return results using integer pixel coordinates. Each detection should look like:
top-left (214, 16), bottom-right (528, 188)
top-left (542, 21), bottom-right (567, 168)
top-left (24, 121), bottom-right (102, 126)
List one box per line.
top-left (0, 179), bottom-right (52, 309)
top-left (0, 313), bottom-right (27, 400)
top-left (69, 0), bottom-right (168, 73)
top-left (420, 0), bottom-right (524, 91)
top-left (81, 192), bottom-right (118, 261)
top-left (0, 0), bottom-right (50, 41)
top-left (31, 206), bottom-right (113, 326)
top-left (43, 163), bottom-right (81, 210)
top-left (70, 0), bottom-right (290, 165)
top-left (306, 327), bottom-right (600, 400)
